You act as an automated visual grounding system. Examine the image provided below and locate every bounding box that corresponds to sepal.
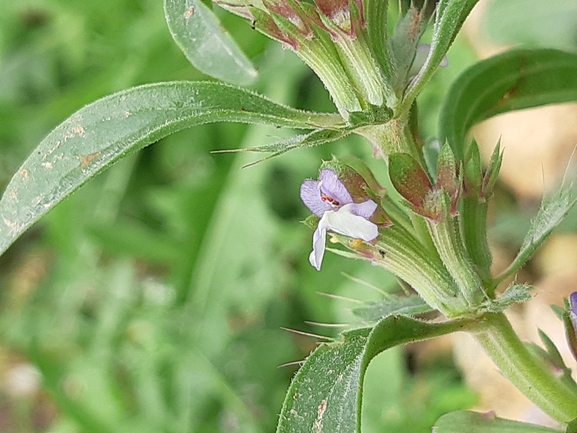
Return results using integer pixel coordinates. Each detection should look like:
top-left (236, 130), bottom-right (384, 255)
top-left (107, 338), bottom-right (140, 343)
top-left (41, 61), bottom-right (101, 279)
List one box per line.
top-left (388, 152), bottom-right (434, 217)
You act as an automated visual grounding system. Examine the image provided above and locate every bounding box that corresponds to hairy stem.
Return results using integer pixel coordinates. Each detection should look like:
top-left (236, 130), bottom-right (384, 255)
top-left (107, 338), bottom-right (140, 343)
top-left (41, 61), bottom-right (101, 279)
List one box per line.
top-left (473, 312), bottom-right (577, 423)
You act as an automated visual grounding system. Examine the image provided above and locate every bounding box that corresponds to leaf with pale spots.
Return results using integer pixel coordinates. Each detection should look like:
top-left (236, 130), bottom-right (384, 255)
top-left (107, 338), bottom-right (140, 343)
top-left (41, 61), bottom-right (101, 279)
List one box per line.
top-left (277, 315), bottom-right (474, 433)
top-left (0, 81), bottom-right (341, 256)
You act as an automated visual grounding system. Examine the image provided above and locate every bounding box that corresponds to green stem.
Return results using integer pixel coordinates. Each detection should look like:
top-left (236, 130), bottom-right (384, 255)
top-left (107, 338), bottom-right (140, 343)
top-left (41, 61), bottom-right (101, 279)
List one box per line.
top-left (356, 116), bottom-right (424, 164)
top-left (427, 213), bottom-right (484, 307)
top-left (461, 195), bottom-right (493, 288)
top-left (473, 312), bottom-right (577, 424)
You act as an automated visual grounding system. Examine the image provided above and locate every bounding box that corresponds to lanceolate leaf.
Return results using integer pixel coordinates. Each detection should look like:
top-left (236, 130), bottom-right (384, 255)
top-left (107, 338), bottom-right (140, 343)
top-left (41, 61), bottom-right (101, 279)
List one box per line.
top-left (352, 295), bottom-right (432, 321)
top-left (276, 315), bottom-right (474, 433)
top-left (216, 128), bottom-right (351, 161)
top-left (433, 411), bottom-right (562, 433)
top-left (439, 49), bottom-right (577, 160)
top-left (0, 81), bottom-right (342, 256)
top-left (496, 187), bottom-right (577, 284)
top-left (164, 0), bottom-right (257, 85)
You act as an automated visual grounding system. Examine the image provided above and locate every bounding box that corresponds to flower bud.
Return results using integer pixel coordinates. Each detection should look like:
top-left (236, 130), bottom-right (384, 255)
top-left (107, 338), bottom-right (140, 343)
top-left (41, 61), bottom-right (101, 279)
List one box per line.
top-left (388, 152), bottom-right (435, 218)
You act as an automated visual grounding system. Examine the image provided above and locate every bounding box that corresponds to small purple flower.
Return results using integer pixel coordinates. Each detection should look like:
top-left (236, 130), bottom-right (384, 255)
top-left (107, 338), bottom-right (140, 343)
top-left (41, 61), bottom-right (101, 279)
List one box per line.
top-left (570, 293), bottom-right (577, 309)
top-left (567, 292), bottom-right (577, 361)
top-left (300, 169), bottom-right (379, 270)
top-left (570, 292), bottom-right (577, 322)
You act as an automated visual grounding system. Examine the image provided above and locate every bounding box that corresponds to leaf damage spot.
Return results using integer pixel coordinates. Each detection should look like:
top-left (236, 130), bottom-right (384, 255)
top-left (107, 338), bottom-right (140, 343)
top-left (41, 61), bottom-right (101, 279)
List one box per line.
top-left (80, 152), bottom-right (101, 168)
top-left (3, 218), bottom-right (19, 234)
top-left (72, 125), bottom-right (85, 135)
top-left (42, 162), bottom-right (53, 169)
top-left (184, 6), bottom-right (195, 19)
top-left (312, 399), bottom-right (327, 433)
top-left (19, 169), bottom-right (29, 179)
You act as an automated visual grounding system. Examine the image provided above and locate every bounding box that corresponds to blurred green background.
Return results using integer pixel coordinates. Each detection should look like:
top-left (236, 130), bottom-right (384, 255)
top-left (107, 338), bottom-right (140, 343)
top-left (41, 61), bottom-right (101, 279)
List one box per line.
top-left (7, 0), bottom-right (571, 431)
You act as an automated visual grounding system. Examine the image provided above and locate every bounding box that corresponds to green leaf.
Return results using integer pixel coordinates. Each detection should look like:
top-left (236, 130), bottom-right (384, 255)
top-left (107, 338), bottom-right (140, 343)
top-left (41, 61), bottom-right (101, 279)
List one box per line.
top-left (0, 81), bottom-right (341, 256)
top-left (496, 187), bottom-right (577, 284)
top-left (538, 329), bottom-right (566, 372)
top-left (364, 0), bottom-right (393, 84)
top-left (391, 6), bottom-right (427, 91)
top-left (216, 128), bottom-right (351, 164)
top-left (164, 0), bottom-right (257, 85)
top-left (352, 295), bottom-right (432, 321)
top-left (276, 315), bottom-right (474, 433)
top-left (403, 0), bottom-right (480, 109)
top-left (568, 418), bottom-right (577, 433)
top-left (439, 49), bottom-right (577, 160)
top-left (479, 284), bottom-right (532, 313)
top-left (433, 411), bottom-right (563, 432)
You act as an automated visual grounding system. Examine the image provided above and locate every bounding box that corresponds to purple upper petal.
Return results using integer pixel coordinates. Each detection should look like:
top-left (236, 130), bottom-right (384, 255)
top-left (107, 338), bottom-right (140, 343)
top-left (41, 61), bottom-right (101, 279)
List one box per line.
top-left (319, 169), bottom-right (352, 206)
top-left (350, 200), bottom-right (377, 219)
top-left (300, 179), bottom-right (332, 217)
top-left (570, 292), bottom-right (577, 315)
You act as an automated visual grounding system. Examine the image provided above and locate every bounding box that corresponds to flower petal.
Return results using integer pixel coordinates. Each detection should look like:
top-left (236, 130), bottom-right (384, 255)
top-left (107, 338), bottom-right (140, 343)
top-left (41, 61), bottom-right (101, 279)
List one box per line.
top-left (324, 204), bottom-right (378, 241)
top-left (300, 179), bottom-right (332, 217)
top-left (570, 292), bottom-right (577, 316)
top-left (319, 169), bottom-right (352, 206)
top-left (309, 224), bottom-right (327, 271)
top-left (350, 199), bottom-right (377, 218)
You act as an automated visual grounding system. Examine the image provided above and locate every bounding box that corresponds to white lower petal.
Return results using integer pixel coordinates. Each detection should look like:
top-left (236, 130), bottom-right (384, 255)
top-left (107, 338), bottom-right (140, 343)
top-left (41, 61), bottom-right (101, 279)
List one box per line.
top-left (309, 225), bottom-right (327, 271)
top-left (324, 205), bottom-right (379, 241)
top-left (309, 206), bottom-right (379, 271)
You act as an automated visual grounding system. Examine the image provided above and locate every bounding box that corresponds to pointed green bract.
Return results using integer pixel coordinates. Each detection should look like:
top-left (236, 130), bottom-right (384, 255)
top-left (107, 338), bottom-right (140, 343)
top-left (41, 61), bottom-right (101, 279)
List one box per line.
top-left (402, 0), bottom-right (480, 112)
top-left (496, 187), bottom-right (577, 284)
top-left (390, 6), bottom-right (427, 92)
top-left (164, 0), bottom-right (257, 85)
top-left (479, 284), bottom-right (532, 313)
top-left (0, 81), bottom-right (341, 256)
top-left (217, 129), bottom-right (351, 164)
top-left (352, 295), bottom-right (432, 321)
top-left (461, 141), bottom-right (501, 282)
